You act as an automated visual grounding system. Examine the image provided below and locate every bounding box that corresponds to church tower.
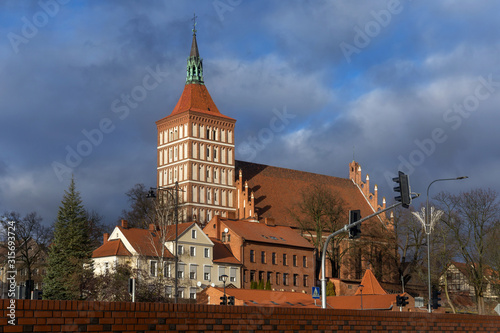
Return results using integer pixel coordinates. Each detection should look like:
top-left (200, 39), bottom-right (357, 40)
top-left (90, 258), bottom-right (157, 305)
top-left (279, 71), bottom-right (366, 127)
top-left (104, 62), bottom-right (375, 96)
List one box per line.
top-left (155, 21), bottom-right (237, 224)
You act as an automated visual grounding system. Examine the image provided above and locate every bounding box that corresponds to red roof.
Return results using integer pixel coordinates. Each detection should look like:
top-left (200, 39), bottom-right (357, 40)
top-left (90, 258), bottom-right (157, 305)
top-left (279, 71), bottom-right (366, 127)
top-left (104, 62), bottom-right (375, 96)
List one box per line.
top-left (355, 269), bottom-right (387, 295)
top-left (204, 287), bottom-right (399, 310)
top-left (158, 83), bottom-right (235, 122)
top-left (116, 226), bottom-right (172, 258)
top-left (92, 239), bottom-right (132, 258)
top-left (236, 160), bottom-right (386, 230)
top-left (210, 238), bottom-right (241, 265)
top-left (217, 218), bottom-right (314, 249)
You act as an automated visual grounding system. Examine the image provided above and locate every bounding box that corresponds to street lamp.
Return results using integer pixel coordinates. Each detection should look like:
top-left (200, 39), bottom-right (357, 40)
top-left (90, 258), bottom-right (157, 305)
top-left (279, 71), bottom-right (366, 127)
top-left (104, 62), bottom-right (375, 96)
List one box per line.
top-left (424, 176), bottom-right (468, 313)
top-left (359, 285), bottom-right (364, 310)
top-left (147, 181), bottom-right (181, 303)
top-left (221, 274), bottom-right (228, 304)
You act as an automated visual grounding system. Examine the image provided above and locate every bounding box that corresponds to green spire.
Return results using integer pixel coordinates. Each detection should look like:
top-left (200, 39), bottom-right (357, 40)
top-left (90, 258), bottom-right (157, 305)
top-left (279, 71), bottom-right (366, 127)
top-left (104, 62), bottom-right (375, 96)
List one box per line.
top-left (186, 13), bottom-right (204, 85)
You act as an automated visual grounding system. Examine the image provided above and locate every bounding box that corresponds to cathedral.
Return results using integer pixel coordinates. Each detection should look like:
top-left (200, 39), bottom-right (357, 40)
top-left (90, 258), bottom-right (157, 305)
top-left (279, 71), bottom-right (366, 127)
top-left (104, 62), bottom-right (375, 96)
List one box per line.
top-left (155, 24), bottom-right (398, 284)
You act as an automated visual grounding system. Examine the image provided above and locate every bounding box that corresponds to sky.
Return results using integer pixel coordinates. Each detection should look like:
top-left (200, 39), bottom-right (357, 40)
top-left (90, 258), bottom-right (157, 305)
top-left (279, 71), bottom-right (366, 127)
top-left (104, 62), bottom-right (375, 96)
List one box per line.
top-left (1, 0), bottom-right (499, 227)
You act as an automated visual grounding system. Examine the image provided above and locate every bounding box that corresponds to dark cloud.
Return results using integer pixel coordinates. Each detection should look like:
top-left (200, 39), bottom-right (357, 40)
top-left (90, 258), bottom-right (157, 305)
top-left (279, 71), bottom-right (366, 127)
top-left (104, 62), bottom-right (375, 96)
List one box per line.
top-left (1, 1), bottom-right (500, 226)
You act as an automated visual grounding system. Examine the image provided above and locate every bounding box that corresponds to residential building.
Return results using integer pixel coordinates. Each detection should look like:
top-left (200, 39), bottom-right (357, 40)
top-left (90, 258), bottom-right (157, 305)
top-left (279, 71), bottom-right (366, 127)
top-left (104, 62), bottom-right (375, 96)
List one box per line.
top-left (440, 261), bottom-right (499, 300)
top-left (203, 215), bottom-right (315, 293)
top-left (92, 219), bottom-right (241, 300)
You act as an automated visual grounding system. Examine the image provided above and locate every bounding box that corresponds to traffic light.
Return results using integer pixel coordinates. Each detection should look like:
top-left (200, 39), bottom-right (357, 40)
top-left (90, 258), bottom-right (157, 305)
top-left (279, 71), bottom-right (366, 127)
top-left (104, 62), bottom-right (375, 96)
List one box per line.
top-left (219, 295), bottom-right (227, 305)
top-left (396, 295), bottom-right (409, 307)
top-left (227, 296), bottom-right (235, 306)
top-left (431, 290), bottom-right (441, 309)
top-left (393, 171), bottom-right (411, 208)
top-left (349, 210), bottom-right (361, 239)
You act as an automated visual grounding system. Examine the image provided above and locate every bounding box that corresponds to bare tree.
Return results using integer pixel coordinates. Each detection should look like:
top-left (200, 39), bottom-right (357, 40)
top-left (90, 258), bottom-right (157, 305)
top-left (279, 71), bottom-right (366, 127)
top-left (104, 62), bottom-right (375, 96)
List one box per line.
top-left (0, 211), bottom-right (51, 283)
top-left (119, 184), bottom-right (156, 228)
top-left (289, 184), bottom-right (346, 279)
top-left (391, 206), bottom-right (427, 289)
top-left (85, 210), bottom-right (114, 249)
top-left (435, 188), bottom-right (500, 315)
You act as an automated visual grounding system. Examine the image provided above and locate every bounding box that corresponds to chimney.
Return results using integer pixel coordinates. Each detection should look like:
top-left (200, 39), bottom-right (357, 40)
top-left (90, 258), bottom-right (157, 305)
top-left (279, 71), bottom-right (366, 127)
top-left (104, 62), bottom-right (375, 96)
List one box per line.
top-left (103, 233), bottom-right (109, 244)
top-left (264, 218), bottom-right (275, 226)
top-left (121, 219), bottom-right (128, 229)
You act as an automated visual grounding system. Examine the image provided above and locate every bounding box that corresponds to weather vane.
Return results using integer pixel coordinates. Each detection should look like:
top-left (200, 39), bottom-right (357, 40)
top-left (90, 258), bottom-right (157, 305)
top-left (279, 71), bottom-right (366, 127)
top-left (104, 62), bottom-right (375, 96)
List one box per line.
top-left (192, 12), bottom-right (197, 35)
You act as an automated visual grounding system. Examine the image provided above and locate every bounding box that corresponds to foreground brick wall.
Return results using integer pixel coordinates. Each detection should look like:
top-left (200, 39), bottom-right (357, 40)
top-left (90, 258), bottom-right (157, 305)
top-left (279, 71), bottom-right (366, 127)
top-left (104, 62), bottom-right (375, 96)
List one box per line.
top-left (1, 299), bottom-right (499, 332)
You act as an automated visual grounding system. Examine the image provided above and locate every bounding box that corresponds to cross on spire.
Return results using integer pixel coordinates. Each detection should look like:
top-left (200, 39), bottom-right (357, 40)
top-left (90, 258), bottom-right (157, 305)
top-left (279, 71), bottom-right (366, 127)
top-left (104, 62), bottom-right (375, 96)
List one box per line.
top-left (192, 13), bottom-right (197, 35)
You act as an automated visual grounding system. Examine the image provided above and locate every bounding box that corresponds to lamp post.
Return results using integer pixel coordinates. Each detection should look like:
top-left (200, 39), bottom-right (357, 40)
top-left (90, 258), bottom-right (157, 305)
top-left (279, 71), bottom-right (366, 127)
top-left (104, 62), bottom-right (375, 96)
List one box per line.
top-left (425, 176), bottom-right (468, 313)
top-left (147, 181), bottom-right (180, 303)
top-left (221, 274), bottom-right (228, 304)
top-left (359, 285), bottom-right (364, 310)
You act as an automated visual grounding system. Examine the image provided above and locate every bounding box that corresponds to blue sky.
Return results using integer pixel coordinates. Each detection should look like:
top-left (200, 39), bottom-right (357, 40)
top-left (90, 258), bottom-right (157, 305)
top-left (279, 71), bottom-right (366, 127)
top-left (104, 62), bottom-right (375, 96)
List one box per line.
top-left (1, 0), bottom-right (499, 226)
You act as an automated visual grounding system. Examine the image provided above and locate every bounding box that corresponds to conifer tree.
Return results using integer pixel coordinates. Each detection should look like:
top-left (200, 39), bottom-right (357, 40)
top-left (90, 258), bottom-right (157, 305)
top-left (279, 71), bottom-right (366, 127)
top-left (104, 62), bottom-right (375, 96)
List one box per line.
top-left (43, 177), bottom-right (94, 300)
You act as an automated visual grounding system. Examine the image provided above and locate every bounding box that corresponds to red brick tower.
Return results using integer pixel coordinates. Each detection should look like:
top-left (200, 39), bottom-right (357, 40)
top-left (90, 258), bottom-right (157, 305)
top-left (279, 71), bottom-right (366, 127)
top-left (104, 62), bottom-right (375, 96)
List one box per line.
top-left (155, 22), bottom-right (237, 224)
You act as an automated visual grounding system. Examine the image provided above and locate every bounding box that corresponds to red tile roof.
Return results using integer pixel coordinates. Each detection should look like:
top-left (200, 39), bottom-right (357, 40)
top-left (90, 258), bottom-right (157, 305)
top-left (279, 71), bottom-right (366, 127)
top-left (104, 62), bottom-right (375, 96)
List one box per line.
top-left (204, 287), bottom-right (399, 310)
top-left (210, 238), bottom-right (241, 265)
top-left (354, 269), bottom-right (387, 295)
top-left (158, 83), bottom-right (235, 121)
top-left (116, 226), bottom-right (173, 258)
top-left (219, 218), bottom-right (314, 249)
top-left (235, 160), bottom-right (386, 230)
top-left (92, 239), bottom-right (131, 258)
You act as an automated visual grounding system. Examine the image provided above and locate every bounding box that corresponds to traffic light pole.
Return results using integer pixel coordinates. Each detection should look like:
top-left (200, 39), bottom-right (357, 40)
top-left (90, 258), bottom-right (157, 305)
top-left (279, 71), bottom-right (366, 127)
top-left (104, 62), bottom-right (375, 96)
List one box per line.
top-left (320, 196), bottom-right (419, 309)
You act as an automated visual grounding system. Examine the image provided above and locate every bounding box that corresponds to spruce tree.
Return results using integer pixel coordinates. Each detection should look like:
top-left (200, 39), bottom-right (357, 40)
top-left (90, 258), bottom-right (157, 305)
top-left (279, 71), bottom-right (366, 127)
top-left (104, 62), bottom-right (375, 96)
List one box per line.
top-left (43, 176), bottom-right (94, 300)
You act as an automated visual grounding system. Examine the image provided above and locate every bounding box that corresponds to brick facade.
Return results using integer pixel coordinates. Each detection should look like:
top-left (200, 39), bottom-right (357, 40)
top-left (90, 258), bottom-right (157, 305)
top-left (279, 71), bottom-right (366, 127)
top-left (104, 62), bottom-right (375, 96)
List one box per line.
top-left (204, 216), bottom-right (315, 293)
top-left (1, 299), bottom-right (499, 332)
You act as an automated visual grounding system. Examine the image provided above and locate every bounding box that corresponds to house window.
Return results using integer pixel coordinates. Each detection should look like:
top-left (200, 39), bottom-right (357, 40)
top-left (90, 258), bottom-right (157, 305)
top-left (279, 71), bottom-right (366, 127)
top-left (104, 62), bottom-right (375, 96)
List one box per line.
top-left (283, 273), bottom-right (289, 286)
top-left (222, 232), bottom-right (226, 242)
top-left (230, 267), bottom-right (237, 282)
top-left (164, 263), bottom-right (171, 278)
top-left (191, 229), bottom-right (197, 239)
top-left (250, 250), bottom-right (255, 263)
top-left (178, 288), bottom-right (184, 298)
top-left (303, 275), bottom-right (308, 287)
top-left (177, 264), bottom-right (185, 279)
top-left (283, 254), bottom-right (288, 266)
top-left (272, 252), bottom-right (277, 265)
top-left (303, 256), bottom-right (307, 268)
top-left (204, 266), bottom-right (211, 281)
top-left (276, 273), bottom-right (280, 285)
top-left (104, 262), bottom-right (109, 274)
top-left (204, 248), bottom-right (210, 258)
top-left (293, 274), bottom-right (299, 286)
top-left (267, 271), bottom-right (272, 283)
top-left (190, 265), bottom-right (197, 280)
top-left (250, 270), bottom-right (255, 282)
top-left (218, 267), bottom-right (226, 281)
top-left (261, 251), bottom-right (266, 264)
top-left (178, 245), bottom-right (184, 255)
top-left (150, 260), bottom-right (157, 277)
top-left (190, 246), bottom-right (196, 257)
top-left (165, 286), bottom-right (172, 298)
top-left (293, 255), bottom-right (297, 267)
top-left (190, 287), bottom-right (197, 299)
top-left (243, 269), bottom-right (248, 283)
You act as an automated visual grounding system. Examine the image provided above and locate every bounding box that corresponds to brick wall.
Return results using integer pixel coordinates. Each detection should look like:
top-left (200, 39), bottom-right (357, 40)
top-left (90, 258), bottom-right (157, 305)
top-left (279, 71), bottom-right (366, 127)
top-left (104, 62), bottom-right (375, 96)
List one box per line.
top-left (1, 298), bottom-right (499, 332)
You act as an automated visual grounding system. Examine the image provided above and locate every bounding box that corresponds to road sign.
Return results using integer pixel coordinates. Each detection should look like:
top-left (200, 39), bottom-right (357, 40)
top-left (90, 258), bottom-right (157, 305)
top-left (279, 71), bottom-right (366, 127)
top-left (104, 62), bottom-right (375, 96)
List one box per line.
top-left (312, 287), bottom-right (320, 299)
top-left (494, 303), bottom-right (500, 315)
